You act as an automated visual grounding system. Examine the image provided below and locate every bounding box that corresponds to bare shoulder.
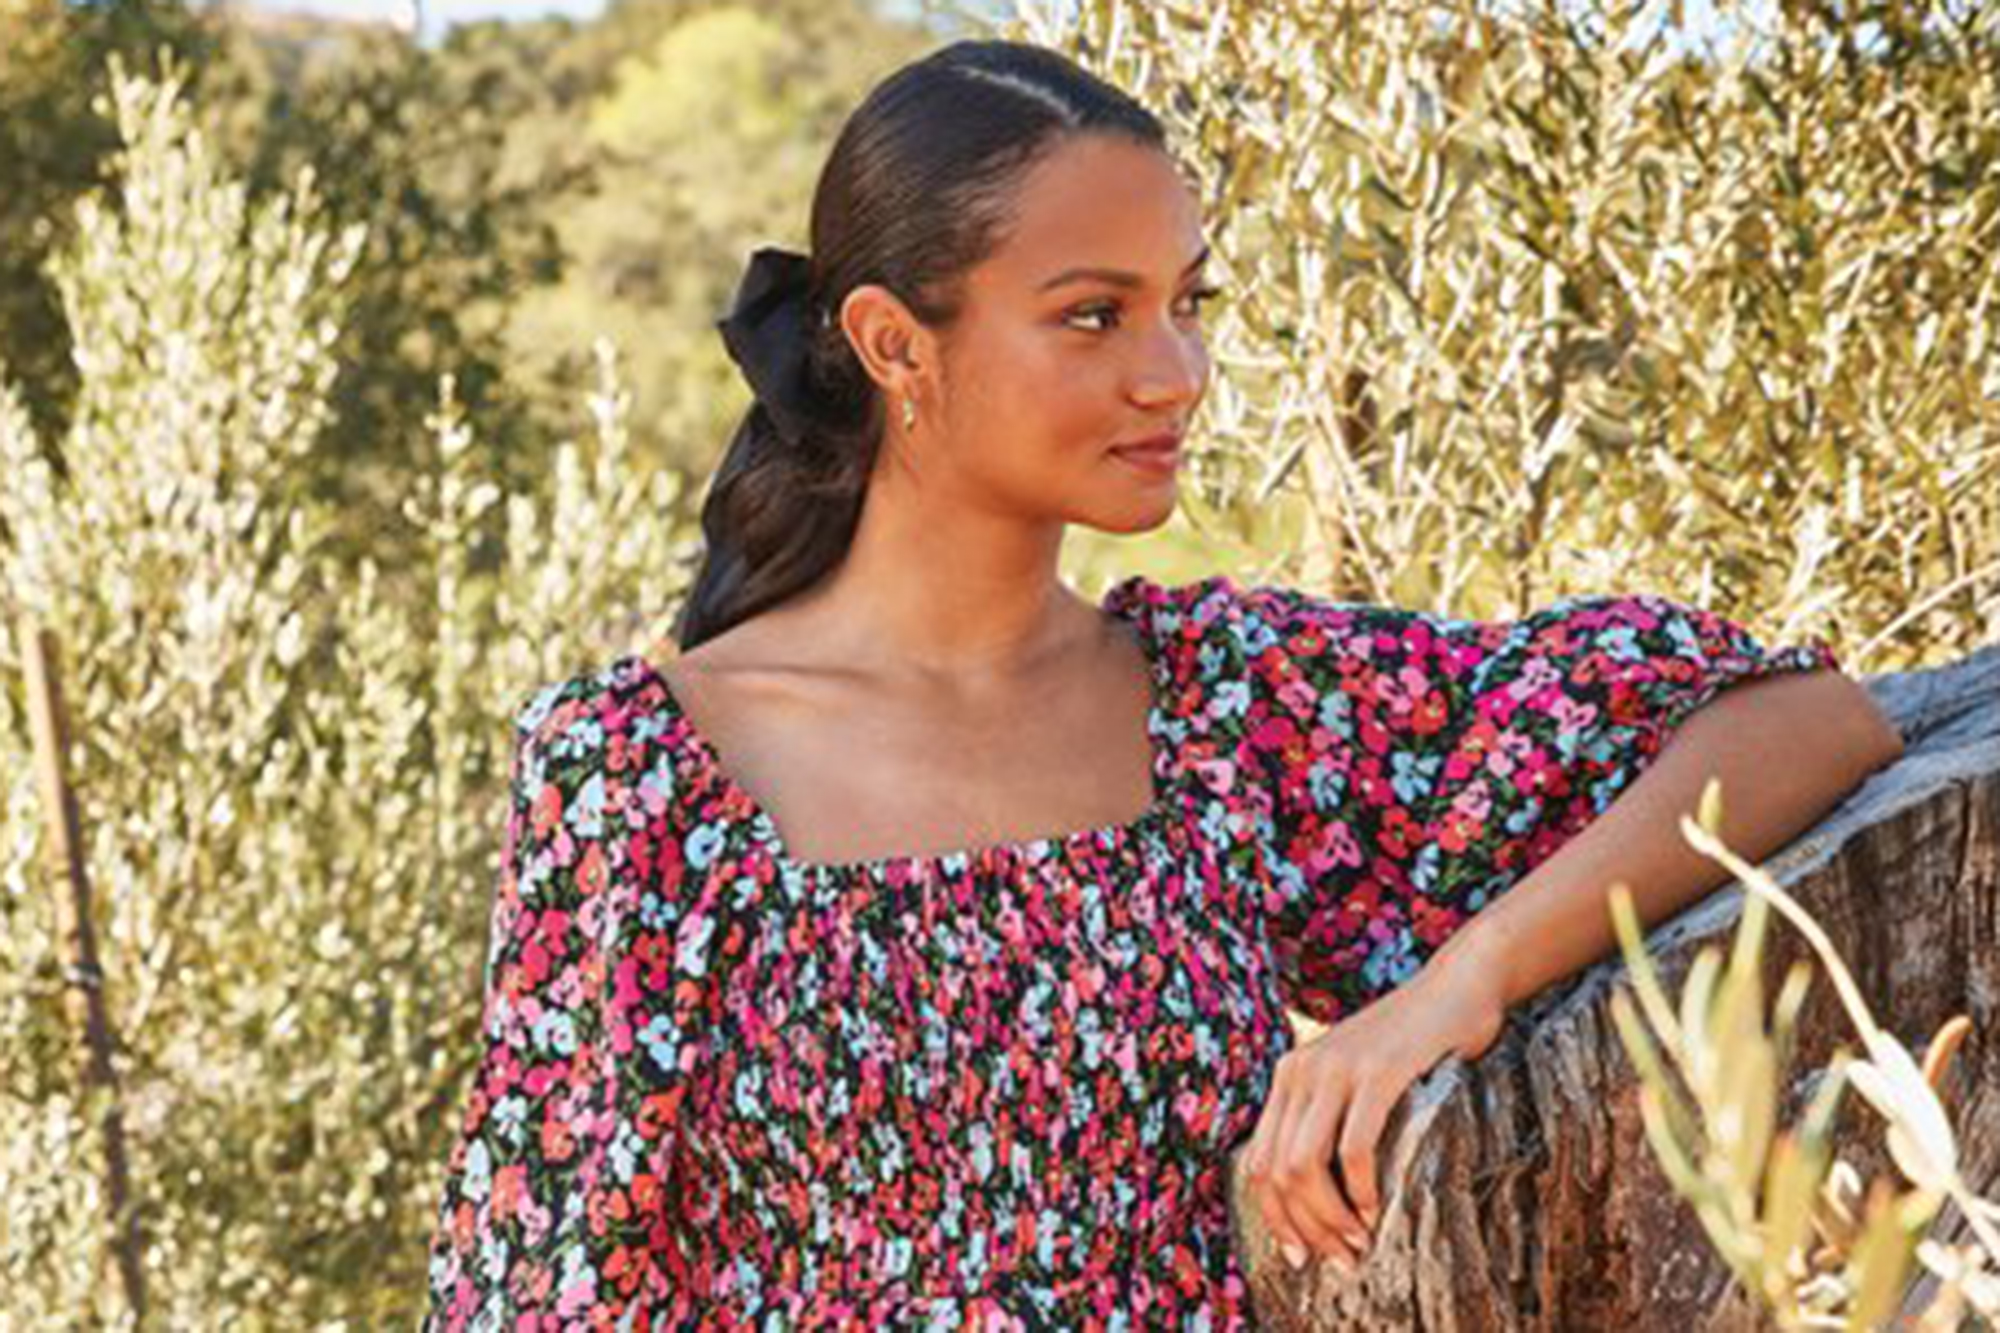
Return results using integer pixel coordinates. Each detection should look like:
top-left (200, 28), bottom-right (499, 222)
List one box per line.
top-left (647, 611), bottom-right (827, 721)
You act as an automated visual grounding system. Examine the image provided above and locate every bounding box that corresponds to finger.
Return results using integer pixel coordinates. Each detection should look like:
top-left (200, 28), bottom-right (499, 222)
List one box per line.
top-left (1337, 1074), bottom-right (1397, 1237)
top-left (1273, 1076), bottom-right (1365, 1263)
top-left (1240, 1072), bottom-right (1304, 1232)
top-left (1251, 1071), bottom-right (1320, 1257)
top-left (1239, 1074), bottom-right (1284, 1183)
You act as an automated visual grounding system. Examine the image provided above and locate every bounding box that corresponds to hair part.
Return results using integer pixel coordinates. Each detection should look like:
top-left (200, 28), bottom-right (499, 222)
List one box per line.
top-left (672, 38), bottom-right (1168, 652)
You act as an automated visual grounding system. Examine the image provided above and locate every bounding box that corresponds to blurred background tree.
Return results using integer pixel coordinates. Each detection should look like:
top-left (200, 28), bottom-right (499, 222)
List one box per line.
top-left (0, 0), bottom-right (213, 448)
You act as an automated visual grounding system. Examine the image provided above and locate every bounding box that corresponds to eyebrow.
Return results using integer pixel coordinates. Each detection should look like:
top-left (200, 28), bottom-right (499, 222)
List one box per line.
top-left (1037, 243), bottom-right (1212, 293)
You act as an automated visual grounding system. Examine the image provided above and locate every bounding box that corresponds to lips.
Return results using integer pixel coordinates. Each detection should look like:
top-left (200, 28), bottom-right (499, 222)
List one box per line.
top-left (1111, 432), bottom-right (1183, 455)
top-left (1111, 433), bottom-right (1184, 477)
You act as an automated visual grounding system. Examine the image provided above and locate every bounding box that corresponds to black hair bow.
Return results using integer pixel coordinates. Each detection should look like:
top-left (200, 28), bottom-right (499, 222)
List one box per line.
top-left (716, 245), bottom-right (827, 448)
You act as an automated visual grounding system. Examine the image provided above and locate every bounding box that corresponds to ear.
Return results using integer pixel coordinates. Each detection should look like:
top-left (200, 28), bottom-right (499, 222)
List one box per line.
top-left (837, 283), bottom-right (936, 404)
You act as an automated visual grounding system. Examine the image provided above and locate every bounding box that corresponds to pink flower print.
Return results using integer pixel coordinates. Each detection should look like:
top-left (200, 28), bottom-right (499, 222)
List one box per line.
top-left (1447, 780), bottom-right (1492, 824)
top-left (1248, 712), bottom-right (1300, 754)
top-left (1514, 654), bottom-right (1564, 695)
top-left (1443, 717), bottom-right (1501, 782)
top-left (1305, 818), bottom-right (1364, 875)
top-left (1475, 686), bottom-right (1522, 727)
top-left (1192, 756), bottom-right (1237, 795)
top-left (1276, 674), bottom-right (1318, 718)
top-left (1176, 1085), bottom-right (1220, 1137)
top-left (1110, 1029), bottom-right (1140, 1078)
top-left (1548, 692), bottom-right (1600, 739)
top-left (1374, 663), bottom-right (1432, 719)
top-left (519, 934), bottom-right (553, 990)
top-left (1486, 728), bottom-right (1534, 779)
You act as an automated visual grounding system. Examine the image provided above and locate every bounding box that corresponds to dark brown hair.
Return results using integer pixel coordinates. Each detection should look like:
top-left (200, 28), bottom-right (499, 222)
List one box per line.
top-left (672, 38), bottom-right (1167, 651)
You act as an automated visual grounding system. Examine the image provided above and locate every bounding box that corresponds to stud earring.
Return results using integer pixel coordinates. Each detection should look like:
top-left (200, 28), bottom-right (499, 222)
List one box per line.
top-left (901, 396), bottom-right (917, 430)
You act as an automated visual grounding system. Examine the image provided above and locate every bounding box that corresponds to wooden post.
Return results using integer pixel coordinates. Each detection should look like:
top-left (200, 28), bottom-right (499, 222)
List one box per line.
top-left (20, 618), bottom-right (147, 1326)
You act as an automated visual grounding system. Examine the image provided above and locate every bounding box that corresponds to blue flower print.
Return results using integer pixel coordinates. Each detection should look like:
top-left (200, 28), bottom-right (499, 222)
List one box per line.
top-left (1363, 928), bottom-right (1422, 995)
top-left (1316, 688), bottom-right (1353, 729)
top-left (514, 680), bottom-right (564, 735)
top-left (489, 1093), bottom-right (526, 1147)
top-left (1594, 624), bottom-right (1646, 664)
top-left (1239, 614), bottom-right (1280, 656)
top-left (532, 1008), bottom-right (577, 1057)
top-left (683, 822), bottom-right (726, 872)
top-left (637, 890), bottom-right (674, 932)
top-left (419, 574), bottom-right (1840, 1328)
top-left (462, 1137), bottom-right (491, 1202)
top-left (1390, 748), bottom-right (1440, 806)
top-left (1307, 758), bottom-right (1347, 810)
top-left (548, 715), bottom-right (604, 762)
top-left (565, 769), bottom-right (606, 839)
top-left (637, 1013), bottom-right (679, 1074)
top-left (674, 911), bottom-right (715, 977)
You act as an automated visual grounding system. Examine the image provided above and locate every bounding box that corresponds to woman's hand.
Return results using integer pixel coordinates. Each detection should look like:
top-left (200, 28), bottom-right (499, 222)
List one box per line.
top-left (1239, 956), bottom-right (1510, 1272)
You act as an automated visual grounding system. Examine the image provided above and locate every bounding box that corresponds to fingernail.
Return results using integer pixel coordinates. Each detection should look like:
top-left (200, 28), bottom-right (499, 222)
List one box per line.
top-left (1342, 1229), bottom-right (1368, 1251)
top-left (1283, 1241), bottom-right (1309, 1270)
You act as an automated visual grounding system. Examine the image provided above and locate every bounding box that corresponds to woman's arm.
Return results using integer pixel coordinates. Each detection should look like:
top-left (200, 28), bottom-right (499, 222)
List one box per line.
top-left (1421, 667), bottom-right (1905, 1012)
top-left (1242, 666), bottom-right (1904, 1273)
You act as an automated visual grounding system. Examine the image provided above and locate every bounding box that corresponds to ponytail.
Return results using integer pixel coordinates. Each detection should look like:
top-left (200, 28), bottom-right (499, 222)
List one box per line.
top-left (673, 246), bottom-right (877, 650)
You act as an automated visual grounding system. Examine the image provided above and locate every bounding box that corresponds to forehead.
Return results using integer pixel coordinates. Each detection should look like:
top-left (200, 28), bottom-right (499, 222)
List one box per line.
top-left (977, 134), bottom-right (1206, 290)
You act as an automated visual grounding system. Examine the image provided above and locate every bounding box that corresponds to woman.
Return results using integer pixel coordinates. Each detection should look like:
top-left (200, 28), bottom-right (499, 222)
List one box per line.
top-left (421, 37), bottom-right (1903, 1330)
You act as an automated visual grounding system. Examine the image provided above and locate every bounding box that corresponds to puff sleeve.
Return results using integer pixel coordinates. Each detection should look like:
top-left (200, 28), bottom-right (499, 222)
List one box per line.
top-left (423, 676), bottom-right (706, 1327)
top-left (1235, 584), bottom-right (1842, 1026)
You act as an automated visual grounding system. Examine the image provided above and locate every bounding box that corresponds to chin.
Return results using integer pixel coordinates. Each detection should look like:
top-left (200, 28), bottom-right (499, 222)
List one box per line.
top-left (1077, 493), bottom-right (1179, 536)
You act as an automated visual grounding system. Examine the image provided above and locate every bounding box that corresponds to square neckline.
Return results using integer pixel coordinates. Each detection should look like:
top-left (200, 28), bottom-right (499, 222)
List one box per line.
top-left (621, 575), bottom-right (1182, 880)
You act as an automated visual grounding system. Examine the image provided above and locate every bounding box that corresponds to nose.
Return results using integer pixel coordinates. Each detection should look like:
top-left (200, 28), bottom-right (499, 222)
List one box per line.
top-left (1130, 320), bottom-right (1208, 411)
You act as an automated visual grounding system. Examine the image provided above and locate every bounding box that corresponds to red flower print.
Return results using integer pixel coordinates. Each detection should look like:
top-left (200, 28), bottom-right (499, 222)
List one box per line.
top-left (577, 841), bottom-right (609, 897)
top-left (532, 779), bottom-right (563, 840)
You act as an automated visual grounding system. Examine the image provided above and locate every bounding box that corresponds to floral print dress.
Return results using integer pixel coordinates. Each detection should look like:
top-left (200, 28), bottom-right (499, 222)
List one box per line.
top-left (421, 573), bottom-right (1839, 1331)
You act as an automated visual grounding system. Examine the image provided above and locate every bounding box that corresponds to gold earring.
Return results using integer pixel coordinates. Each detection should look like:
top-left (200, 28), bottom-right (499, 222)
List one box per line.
top-left (901, 395), bottom-right (916, 430)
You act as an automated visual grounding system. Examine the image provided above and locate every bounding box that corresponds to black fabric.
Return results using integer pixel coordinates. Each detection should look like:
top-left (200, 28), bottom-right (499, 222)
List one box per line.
top-left (715, 246), bottom-right (825, 449)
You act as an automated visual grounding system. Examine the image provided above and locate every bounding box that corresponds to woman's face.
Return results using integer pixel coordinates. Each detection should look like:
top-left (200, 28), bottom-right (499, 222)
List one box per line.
top-left (905, 133), bottom-right (1215, 533)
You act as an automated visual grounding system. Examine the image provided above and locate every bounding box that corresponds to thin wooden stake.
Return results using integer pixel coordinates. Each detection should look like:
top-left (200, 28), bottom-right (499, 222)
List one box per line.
top-left (20, 617), bottom-right (147, 1326)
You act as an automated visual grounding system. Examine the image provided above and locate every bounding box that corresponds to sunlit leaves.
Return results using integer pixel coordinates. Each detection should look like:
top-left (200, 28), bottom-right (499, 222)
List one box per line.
top-left (0, 60), bottom-right (685, 1327)
top-left (1013, 0), bottom-right (1999, 661)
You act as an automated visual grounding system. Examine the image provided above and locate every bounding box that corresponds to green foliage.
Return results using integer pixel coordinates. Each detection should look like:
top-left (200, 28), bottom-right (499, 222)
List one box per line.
top-left (200, 15), bottom-right (572, 574)
top-left (1005, 0), bottom-right (2000, 669)
top-left (0, 60), bottom-right (685, 1326)
top-left (0, 0), bottom-right (213, 448)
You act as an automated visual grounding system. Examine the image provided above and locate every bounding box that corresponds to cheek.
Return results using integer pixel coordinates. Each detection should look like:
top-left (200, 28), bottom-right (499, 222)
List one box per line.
top-left (957, 340), bottom-right (1109, 445)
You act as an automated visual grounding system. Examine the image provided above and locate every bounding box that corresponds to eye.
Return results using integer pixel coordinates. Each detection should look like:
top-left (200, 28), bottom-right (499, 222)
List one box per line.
top-left (1064, 284), bottom-right (1225, 333)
